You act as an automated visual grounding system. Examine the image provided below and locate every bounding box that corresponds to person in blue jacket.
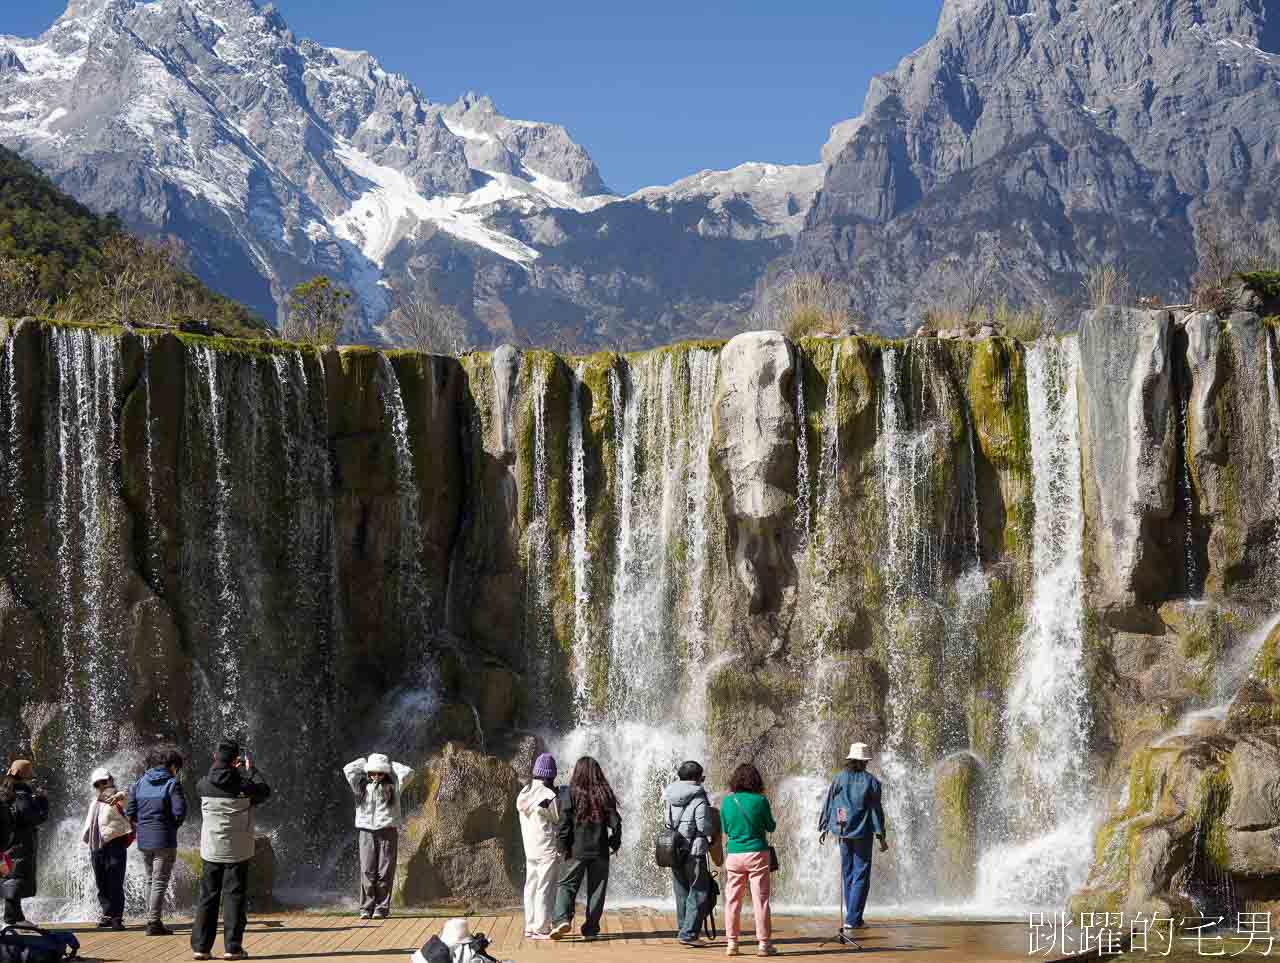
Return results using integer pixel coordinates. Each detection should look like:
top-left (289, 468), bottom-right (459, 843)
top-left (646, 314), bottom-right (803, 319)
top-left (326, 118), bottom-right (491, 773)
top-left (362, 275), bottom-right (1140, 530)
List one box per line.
top-left (126, 747), bottom-right (188, 936)
top-left (818, 742), bottom-right (888, 932)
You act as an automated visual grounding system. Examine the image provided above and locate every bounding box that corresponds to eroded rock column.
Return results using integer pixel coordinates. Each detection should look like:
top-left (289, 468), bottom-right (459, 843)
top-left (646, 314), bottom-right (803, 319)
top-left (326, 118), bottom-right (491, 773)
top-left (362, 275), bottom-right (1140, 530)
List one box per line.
top-left (711, 331), bottom-right (798, 615)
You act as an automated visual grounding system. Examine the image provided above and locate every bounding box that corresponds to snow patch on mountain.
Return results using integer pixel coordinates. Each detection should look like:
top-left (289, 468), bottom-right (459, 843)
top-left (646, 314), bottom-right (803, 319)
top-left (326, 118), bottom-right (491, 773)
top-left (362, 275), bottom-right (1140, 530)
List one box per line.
top-left (332, 141), bottom-right (540, 266)
top-left (630, 162), bottom-right (823, 238)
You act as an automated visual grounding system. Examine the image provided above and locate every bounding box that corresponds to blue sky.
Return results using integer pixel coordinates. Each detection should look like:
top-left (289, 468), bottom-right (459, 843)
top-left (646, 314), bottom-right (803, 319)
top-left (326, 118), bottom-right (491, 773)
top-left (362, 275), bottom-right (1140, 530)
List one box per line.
top-left (7, 1), bottom-right (943, 193)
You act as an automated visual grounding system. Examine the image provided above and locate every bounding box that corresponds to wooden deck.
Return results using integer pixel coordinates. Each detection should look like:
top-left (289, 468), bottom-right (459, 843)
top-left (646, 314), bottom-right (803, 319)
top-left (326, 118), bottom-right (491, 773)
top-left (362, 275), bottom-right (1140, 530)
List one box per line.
top-left (54, 909), bottom-right (1046, 961)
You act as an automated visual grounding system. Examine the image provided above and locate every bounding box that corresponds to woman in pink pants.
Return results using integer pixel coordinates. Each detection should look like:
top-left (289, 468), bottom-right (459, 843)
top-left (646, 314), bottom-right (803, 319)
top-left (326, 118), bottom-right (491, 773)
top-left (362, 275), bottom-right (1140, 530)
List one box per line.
top-left (719, 763), bottom-right (777, 957)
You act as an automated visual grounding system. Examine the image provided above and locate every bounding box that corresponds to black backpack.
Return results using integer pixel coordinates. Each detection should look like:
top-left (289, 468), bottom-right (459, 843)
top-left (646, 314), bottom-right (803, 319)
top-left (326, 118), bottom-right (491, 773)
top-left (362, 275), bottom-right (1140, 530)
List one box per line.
top-left (0, 924), bottom-right (79, 963)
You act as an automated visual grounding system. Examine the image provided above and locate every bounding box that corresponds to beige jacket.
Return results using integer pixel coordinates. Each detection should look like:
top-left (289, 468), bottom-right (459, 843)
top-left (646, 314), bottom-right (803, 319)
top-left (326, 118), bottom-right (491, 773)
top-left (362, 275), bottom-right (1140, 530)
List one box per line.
top-left (82, 791), bottom-right (132, 848)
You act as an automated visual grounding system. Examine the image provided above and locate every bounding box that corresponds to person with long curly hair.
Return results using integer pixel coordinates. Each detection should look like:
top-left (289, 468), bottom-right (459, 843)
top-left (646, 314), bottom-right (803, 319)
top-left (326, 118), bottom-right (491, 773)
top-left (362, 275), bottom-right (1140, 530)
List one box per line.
top-left (721, 762), bottom-right (777, 957)
top-left (548, 756), bottom-right (622, 941)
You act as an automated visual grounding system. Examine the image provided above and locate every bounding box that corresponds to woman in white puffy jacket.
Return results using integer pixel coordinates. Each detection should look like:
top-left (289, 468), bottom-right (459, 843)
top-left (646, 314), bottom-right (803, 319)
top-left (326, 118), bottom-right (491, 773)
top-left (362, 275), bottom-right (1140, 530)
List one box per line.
top-left (343, 754), bottom-right (413, 920)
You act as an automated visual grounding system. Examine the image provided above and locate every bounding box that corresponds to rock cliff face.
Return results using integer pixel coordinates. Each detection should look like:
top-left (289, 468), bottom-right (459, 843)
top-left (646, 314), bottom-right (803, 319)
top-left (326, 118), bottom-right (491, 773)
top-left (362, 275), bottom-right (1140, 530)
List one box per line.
top-left (2, 313), bottom-right (1279, 918)
top-left (786, 0), bottom-right (1280, 328)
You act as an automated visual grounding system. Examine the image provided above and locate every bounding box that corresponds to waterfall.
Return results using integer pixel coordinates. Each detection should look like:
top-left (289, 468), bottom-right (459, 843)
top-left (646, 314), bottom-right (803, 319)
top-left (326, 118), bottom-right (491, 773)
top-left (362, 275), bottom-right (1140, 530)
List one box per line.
top-left (524, 364), bottom-right (554, 721)
top-left (377, 356), bottom-right (424, 624)
top-left (568, 364), bottom-right (592, 711)
top-left (607, 355), bottom-right (680, 721)
top-left (682, 351), bottom-right (718, 667)
top-left (1268, 332), bottom-right (1280, 575)
top-left (48, 329), bottom-right (125, 772)
top-left (977, 336), bottom-right (1092, 908)
top-left (554, 348), bottom-right (720, 902)
top-left (794, 356), bottom-right (811, 545)
top-left (190, 345), bottom-right (243, 738)
top-left (6, 338), bottom-right (22, 543)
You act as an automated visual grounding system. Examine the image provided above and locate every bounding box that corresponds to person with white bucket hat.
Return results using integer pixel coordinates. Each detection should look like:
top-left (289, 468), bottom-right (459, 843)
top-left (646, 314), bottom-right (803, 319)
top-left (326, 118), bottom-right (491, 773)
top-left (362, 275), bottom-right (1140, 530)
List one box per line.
top-left (343, 753), bottom-right (413, 920)
top-left (818, 742), bottom-right (887, 934)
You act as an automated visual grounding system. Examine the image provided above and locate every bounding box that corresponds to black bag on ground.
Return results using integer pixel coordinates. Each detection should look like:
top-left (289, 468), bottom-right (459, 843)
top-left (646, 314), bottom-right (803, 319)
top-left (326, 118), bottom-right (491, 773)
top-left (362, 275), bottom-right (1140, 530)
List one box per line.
top-left (700, 870), bottom-right (720, 941)
top-left (0, 924), bottom-right (80, 962)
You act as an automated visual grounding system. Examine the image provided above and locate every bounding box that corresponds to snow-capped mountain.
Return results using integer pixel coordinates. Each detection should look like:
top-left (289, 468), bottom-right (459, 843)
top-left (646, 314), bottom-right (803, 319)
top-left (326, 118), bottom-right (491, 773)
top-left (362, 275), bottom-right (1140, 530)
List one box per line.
top-left (0, 0), bottom-right (806, 345)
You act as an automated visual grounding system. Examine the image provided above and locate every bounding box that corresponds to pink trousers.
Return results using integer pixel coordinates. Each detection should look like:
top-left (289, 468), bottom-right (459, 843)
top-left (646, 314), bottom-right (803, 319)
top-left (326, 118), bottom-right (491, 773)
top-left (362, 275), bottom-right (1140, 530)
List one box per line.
top-left (724, 851), bottom-right (772, 945)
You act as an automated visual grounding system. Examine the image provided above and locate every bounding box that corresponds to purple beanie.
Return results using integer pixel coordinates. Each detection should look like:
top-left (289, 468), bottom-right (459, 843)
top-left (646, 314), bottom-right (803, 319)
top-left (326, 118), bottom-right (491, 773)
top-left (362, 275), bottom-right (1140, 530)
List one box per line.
top-left (532, 753), bottom-right (557, 780)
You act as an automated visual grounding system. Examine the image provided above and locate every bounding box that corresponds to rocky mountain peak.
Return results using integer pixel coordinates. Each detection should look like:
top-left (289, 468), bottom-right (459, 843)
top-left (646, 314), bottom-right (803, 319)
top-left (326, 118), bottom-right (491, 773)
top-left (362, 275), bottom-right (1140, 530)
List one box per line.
top-left (790, 0), bottom-right (1280, 329)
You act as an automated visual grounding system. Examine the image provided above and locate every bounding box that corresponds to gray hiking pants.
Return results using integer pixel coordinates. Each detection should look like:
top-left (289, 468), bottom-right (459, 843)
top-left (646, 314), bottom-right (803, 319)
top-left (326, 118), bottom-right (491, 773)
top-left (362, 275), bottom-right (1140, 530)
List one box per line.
top-left (358, 828), bottom-right (398, 914)
top-left (142, 848), bottom-right (177, 924)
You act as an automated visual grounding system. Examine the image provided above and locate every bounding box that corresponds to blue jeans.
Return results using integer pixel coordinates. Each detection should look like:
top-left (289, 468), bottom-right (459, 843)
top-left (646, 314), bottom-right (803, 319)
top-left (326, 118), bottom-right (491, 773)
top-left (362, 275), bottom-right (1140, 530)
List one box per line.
top-left (840, 836), bottom-right (874, 927)
top-left (672, 854), bottom-right (710, 941)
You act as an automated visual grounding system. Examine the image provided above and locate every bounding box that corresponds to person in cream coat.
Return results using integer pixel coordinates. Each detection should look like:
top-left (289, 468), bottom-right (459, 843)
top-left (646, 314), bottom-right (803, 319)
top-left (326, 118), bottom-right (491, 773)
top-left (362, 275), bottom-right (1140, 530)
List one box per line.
top-left (343, 753), bottom-right (413, 920)
top-left (515, 753), bottom-right (560, 938)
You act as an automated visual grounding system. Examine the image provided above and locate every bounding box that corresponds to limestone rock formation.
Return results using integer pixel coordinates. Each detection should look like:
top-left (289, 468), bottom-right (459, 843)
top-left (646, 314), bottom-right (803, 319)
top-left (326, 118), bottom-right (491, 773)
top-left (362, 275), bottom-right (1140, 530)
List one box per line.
top-left (396, 740), bottom-right (533, 906)
top-left (933, 752), bottom-right (982, 902)
top-left (711, 331), bottom-right (798, 616)
top-left (1, 315), bottom-right (1277, 916)
top-left (1078, 309), bottom-right (1177, 617)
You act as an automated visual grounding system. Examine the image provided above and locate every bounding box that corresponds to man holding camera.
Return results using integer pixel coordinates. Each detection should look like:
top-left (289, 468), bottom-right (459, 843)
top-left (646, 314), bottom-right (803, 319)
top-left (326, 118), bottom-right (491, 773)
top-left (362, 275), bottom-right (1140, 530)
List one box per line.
top-left (192, 741), bottom-right (271, 962)
top-left (818, 742), bottom-right (888, 934)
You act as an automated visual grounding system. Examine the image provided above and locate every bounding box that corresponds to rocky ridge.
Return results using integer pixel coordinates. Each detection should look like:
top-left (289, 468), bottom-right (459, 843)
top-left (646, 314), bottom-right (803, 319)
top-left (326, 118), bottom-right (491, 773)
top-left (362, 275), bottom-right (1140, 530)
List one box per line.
top-left (785, 0), bottom-right (1280, 329)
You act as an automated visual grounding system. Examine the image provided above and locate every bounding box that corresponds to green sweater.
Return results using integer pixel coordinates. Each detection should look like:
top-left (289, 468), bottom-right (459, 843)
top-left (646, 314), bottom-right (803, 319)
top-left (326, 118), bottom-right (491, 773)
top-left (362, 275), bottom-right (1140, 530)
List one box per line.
top-left (721, 792), bottom-right (776, 854)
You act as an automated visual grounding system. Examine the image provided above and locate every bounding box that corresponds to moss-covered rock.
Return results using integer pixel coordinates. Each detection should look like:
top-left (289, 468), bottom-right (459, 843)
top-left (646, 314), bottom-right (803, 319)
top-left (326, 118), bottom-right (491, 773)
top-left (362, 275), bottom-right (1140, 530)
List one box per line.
top-left (932, 751), bottom-right (982, 901)
top-left (396, 741), bottom-right (529, 906)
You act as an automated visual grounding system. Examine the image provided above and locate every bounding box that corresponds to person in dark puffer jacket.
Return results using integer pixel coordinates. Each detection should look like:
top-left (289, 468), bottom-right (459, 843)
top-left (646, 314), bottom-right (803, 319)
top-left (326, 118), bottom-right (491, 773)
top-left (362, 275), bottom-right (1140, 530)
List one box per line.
top-left (1, 760), bottom-right (49, 926)
top-left (126, 747), bottom-right (188, 936)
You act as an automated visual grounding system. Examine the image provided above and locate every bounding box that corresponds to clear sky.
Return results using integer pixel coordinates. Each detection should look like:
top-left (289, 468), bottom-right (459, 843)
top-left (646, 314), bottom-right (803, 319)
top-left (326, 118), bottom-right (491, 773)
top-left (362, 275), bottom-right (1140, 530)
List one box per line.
top-left (6, 1), bottom-right (943, 194)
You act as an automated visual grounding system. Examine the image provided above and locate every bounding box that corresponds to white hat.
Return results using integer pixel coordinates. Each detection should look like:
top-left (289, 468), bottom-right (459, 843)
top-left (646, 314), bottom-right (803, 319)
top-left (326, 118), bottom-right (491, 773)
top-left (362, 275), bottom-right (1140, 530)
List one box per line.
top-left (365, 753), bottom-right (392, 775)
top-left (846, 742), bottom-right (873, 762)
top-left (440, 918), bottom-right (473, 947)
top-left (90, 767), bottom-right (113, 786)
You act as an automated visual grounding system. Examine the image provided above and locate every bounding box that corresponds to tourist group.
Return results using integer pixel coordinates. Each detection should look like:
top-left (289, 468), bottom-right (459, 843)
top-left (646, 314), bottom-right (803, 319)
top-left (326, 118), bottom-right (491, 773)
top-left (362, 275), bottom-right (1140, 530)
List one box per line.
top-left (0, 741), bottom-right (888, 960)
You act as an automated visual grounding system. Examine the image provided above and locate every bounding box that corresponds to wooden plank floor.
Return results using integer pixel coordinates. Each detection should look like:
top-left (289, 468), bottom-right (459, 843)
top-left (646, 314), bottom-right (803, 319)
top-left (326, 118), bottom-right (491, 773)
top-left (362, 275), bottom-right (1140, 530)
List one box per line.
top-left (51, 910), bottom-right (1044, 961)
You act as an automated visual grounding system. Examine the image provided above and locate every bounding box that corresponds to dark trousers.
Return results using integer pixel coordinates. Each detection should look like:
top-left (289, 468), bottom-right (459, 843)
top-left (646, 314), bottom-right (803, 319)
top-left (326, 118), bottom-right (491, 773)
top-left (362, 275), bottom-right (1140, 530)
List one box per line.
top-left (672, 854), bottom-right (710, 941)
top-left (191, 860), bottom-right (250, 953)
top-left (2, 897), bottom-right (22, 924)
top-left (840, 836), bottom-right (874, 927)
top-left (92, 837), bottom-right (129, 920)
top-left (552, 856), bottom-right (610, 937)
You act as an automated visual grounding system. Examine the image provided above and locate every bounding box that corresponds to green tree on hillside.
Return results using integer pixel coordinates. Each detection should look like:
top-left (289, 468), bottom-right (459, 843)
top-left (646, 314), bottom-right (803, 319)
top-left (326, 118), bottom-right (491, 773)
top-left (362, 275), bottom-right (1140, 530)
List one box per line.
top-left (285, 276), bottom-right (353, 345)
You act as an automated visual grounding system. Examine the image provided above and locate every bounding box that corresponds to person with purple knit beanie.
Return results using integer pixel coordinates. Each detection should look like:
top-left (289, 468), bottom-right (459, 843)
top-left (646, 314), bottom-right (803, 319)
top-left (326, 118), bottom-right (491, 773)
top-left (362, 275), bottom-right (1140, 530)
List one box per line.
top-left (516, 753), bottom-right (561, 938)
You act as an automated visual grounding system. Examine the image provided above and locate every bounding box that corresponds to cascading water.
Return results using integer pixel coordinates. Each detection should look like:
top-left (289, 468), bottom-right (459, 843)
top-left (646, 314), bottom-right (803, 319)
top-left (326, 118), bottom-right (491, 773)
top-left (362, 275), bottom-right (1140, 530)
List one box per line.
top-left (378, 356), bottom-right (425, 623)
top-left (553, 348), bottom-right (720, 901)
top-left (187, 345), bottom-right (244, 740)
top-left (568, 364), bottom-right (592, 709)
top-left (780, 343), bottom-right (844, 907)
top-left (523, 364), bottom-right (554, 722)
top-left (874, 343), bottom-right (990, 908)
top-left (48, 328), bottom-right (125, 774)
top-left (976, 336), bottom-right (1092, 909)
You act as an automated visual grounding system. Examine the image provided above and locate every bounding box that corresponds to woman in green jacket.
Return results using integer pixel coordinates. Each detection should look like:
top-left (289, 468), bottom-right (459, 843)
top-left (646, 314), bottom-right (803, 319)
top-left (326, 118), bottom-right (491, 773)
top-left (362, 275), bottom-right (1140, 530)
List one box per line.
top-left (720, 763), bottom-right (776, 957)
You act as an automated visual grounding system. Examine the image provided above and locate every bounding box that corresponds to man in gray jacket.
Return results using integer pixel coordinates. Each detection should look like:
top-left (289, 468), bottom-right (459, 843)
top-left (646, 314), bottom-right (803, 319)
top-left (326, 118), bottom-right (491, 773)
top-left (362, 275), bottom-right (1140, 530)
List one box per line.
top-left (191, 741), bottom-right (271, 962)
top-left (662, 761), bottom-right (714, 948)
